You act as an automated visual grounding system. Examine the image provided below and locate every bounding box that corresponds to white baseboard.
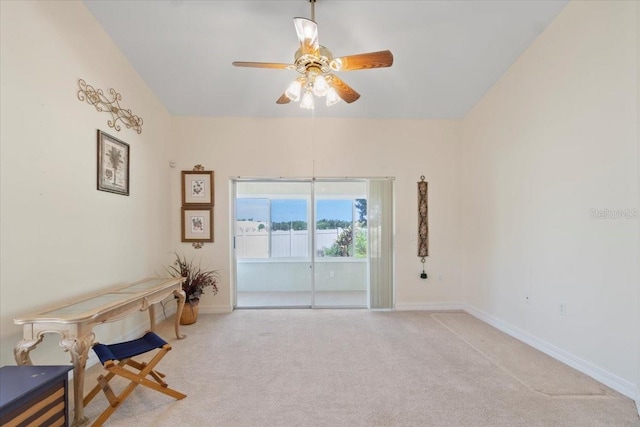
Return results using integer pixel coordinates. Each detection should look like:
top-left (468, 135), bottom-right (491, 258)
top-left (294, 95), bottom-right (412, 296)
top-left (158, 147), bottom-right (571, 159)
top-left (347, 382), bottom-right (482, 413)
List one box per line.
top-left (395, 301), bottom-right (465, 311)
top-left (463, 304), bottom-right (639, 402)
top-left (199, 304), bottom-right (233, 314)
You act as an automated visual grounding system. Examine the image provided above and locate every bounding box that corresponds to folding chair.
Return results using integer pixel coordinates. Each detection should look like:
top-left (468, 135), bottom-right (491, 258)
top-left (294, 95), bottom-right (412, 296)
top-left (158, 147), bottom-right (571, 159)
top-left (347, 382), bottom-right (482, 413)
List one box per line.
top-left (83, 332), bottom-right (186, 426)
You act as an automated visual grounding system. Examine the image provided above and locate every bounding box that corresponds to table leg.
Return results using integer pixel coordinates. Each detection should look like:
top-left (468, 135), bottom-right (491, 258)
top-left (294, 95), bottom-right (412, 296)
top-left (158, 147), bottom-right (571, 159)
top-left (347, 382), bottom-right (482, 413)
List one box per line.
top-left (14, 336), bottom-right (43, 366)
top-left (60, 334), bottom-right (95, 427)
top-left (174, 289), bottom-right (186, 339)
top-left (149, 304), bottom-right (157, 332)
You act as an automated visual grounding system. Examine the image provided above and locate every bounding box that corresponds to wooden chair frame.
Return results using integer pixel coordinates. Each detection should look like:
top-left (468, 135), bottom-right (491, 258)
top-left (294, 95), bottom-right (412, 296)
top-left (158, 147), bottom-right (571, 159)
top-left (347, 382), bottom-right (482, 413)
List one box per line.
top-left (83, 333), bottom-right (186, 427)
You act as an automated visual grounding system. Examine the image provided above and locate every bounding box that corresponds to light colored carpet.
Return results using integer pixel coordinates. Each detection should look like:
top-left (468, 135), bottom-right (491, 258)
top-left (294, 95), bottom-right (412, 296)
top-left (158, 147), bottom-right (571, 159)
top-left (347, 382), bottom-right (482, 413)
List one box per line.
top-left (78, 310), bottom-right (640, 426)
top-left (431, 313), bottom-right (607, 396)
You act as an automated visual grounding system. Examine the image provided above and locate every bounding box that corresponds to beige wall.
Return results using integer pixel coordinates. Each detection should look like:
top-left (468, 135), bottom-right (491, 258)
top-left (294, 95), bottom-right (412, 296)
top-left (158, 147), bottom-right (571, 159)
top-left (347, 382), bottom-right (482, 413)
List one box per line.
top-left (170, 118), bottom-right (464, 312)
top-left (636, 0), bottom-right (640, 407)
top-left (462, 0), bottom-right (639, 396)
top-left (0, 1), bottom-right (174, 365)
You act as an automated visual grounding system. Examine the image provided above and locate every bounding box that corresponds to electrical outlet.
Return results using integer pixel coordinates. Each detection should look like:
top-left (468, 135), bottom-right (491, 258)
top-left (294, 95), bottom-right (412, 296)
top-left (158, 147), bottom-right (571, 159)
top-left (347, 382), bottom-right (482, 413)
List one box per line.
top-left (437, 274), bottom-right (443, 282)
top-left (330, 271), bottom-right (334, 278)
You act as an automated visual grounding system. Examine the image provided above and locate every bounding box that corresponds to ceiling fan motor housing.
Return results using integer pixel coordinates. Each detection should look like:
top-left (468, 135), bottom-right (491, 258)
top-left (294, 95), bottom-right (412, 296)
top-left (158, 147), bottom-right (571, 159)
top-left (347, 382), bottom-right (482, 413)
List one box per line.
top-left (294, 46), bottom-right (333, 75)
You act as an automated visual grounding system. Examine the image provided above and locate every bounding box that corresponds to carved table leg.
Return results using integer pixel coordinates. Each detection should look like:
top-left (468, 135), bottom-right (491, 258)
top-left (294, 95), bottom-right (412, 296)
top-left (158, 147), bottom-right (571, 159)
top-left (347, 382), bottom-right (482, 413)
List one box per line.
top-left (61, 334), bottom-right (95, 427)
top-left (174, 289), bottom-right (186, 339)
top-left (14, 337), bottom-right (43, 366)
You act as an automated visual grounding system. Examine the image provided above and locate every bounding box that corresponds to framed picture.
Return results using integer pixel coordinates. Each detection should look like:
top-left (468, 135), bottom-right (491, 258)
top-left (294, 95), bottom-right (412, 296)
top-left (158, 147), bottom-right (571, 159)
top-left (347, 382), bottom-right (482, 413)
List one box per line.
top-left (97, 130), bottom-right (130, 196)
top-left (181, 207), bottom-right (214, 243)
top-left (182, 170), bottom-right (214, 206)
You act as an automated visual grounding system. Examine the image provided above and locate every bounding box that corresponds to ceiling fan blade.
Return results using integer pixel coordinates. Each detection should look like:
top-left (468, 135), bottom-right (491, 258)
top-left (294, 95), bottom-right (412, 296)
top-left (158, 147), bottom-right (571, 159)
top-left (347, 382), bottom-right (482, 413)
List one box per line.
top-left (293, 17), bottom-right (319, 56)
top-left (327, 75), bottom-right (360, 103)
top-left (276, 93), bottom-right (291, 104)
top-left (232, 61), bottom-right (291, 69)
top-left (330, 50), bottom-right (394, 71)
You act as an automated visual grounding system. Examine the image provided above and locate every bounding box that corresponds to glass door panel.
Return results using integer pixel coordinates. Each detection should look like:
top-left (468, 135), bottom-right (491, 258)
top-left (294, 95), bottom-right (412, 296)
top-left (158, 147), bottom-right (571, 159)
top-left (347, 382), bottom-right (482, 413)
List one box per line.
top-left (313, 181), bottom-right (368, 308)
top-left (235, 181), bottom-right (312, 308)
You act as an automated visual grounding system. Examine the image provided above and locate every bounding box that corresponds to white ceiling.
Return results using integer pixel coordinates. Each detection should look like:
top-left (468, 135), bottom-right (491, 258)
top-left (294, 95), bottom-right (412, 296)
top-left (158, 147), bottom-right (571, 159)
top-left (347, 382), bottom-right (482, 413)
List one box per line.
top-left (83, 0), bottom-right (568, 119)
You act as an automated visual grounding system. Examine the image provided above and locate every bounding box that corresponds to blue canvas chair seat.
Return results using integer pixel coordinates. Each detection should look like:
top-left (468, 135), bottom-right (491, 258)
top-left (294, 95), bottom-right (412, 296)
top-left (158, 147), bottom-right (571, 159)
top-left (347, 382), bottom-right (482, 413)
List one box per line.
top-left (84, 332), bottom-right (186, 427)
top-left (92, 332), bottom-right (169, 363)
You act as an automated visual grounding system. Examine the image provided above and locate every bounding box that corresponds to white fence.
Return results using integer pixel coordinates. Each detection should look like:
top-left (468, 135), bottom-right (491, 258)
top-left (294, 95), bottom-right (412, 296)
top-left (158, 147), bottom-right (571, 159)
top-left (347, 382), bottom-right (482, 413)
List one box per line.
top-left (236, 229), bottom-right (346, 258)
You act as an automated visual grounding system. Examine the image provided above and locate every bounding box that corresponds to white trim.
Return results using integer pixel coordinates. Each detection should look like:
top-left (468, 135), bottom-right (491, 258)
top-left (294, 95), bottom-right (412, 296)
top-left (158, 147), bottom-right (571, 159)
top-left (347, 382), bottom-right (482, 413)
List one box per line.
top-left (199, 304), bottom-right (233, 314)
top-left (395, 302), bottom-right (465, 311)
top-left (231, 176), bottom-right (395, 182)
top-left (236, 257), bottom-right (368, 264)
top-left (463, 304), bottom-right (639, 401)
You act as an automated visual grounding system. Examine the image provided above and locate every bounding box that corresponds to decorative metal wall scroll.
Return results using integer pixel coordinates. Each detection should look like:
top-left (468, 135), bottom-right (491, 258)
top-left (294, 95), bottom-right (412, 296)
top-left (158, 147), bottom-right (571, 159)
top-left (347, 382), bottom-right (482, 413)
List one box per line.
top-left (181, 164), bottom-right (215, 249)
top-left (418, 176), bottom-right (429, 269)
top-left (77, 79), bottom-right (143, 134)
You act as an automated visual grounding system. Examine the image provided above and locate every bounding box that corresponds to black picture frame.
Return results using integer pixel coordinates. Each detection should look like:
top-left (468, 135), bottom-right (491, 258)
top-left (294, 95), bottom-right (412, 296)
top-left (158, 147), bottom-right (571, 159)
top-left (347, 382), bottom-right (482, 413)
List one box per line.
top-left (97, 130), bottom-right (130, 196)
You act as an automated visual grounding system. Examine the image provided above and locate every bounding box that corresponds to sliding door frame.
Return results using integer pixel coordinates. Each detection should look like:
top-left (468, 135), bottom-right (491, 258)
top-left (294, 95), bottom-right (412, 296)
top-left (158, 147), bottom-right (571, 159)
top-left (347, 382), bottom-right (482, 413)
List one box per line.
top-left (231, 177), bottom-right (395, 310)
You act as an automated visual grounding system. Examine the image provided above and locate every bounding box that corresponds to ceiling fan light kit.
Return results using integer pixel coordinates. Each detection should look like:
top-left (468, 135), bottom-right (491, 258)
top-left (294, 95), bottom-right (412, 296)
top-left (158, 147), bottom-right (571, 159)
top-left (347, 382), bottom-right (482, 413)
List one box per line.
top-left (232, 0), bottom-right (393, 110)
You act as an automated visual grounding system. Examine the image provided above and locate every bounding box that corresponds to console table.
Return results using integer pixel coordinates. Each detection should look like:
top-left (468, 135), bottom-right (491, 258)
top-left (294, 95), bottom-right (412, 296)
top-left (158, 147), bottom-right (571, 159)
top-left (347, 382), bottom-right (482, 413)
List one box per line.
top-left (13, 277), bottom-right (186, 427)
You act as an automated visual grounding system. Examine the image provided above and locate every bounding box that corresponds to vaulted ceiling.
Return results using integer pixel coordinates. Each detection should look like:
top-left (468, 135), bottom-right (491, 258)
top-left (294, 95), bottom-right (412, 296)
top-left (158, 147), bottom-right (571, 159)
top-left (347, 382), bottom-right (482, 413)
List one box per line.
top-left (83, 0), bottom-right (568, 119)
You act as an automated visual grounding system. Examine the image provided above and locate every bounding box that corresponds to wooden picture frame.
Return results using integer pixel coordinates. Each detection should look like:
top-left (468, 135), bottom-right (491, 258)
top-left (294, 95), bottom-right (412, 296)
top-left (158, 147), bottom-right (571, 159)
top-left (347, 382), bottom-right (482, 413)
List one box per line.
top-left (181, 207), bottom-right (214, 243)
top-left (182, 170), bottom-right (214, 206)
top-left (97, 130), bottom-right (130, 196)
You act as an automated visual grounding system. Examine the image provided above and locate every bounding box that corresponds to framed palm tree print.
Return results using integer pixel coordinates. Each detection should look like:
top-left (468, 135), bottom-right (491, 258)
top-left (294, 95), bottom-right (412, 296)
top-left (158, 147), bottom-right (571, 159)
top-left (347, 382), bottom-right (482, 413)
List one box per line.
top-left (97, 130), bottom-right (130, 196)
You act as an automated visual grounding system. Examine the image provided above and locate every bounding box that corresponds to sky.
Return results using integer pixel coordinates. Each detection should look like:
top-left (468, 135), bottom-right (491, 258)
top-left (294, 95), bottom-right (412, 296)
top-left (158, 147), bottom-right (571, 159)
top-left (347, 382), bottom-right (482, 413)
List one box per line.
top-left (236, 198), bottom-right (354, 222)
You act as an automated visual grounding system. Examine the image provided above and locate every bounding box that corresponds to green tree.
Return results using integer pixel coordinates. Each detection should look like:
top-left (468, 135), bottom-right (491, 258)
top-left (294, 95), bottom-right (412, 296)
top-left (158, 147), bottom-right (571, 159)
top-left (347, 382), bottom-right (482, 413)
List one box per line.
top-left (271, 220), bottom-right (307, 231)
top-left (354, 228), bottom-right (367, 258)
top-left (323, 226), bottom-right (353, 257)
top-left (355, 199), bottom-right (367, 226)
top-left (316, 219), bottom-right (351, 230)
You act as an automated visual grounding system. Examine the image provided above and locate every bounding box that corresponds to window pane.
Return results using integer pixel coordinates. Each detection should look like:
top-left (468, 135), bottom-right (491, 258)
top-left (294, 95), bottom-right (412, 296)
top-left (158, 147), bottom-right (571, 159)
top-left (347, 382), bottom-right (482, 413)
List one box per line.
top-left (271, 199), bottom-right (308, 258)
top-left (236, 199), bottom-right (269, 258)
top-left (316, 199), bottom-right (353, 257)
top-left (354, 198), bottom-right (367, 258)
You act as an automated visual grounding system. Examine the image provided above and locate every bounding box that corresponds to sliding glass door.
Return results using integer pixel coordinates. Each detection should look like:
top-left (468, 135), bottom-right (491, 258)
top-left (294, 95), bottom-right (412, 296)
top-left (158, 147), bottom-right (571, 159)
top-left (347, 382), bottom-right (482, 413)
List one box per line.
top-left (233, 178), bottom-right (393, 309)
top-left (235, 181), bottom-right (313, 308)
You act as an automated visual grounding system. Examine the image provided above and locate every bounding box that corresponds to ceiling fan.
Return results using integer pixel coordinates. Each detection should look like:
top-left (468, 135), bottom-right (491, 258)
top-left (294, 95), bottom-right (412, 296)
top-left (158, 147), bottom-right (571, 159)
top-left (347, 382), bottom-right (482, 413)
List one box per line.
top-left (232, 0), bottom-right (394, 109)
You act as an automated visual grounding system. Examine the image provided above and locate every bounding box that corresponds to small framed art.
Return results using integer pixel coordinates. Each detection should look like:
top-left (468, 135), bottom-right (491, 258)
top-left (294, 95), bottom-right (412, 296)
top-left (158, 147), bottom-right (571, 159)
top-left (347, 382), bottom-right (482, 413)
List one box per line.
top-left (97, 130), bottom-right (130, 196)
top-left (181, 207), bottom-right (214, 243)
top-left (182, 170), bottom-right (214, 206)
